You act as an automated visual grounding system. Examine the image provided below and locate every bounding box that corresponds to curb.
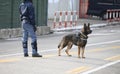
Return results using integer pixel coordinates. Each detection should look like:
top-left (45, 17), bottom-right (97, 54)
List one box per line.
top-left (52, 22), bottom-right (120, 32)
top-left (52, 23), bottom-right (107, 32)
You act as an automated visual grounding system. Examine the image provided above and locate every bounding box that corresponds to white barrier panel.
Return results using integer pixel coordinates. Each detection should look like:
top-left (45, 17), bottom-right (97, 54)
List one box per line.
top-left (53, 11), bottom-right (78, 28)
top-left (106, 9), bottom-right (120, 22)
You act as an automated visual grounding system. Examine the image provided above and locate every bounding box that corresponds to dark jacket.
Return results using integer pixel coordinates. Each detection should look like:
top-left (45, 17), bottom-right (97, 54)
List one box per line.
top-left (19, 1), bottom-right (35, 26)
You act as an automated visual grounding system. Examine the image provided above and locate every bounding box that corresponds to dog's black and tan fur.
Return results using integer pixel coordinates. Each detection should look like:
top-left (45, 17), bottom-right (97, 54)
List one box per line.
top-left (58, 23), bottom-right (92, 58)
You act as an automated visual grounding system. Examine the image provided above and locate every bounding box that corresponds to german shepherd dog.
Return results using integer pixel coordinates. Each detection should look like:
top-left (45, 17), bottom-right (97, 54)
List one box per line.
top-left (58, 23), bottom-right (92, 58)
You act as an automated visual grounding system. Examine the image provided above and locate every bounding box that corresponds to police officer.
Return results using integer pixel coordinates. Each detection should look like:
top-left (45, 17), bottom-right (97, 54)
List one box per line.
top-left (19, 0), bottom-right (42, 57)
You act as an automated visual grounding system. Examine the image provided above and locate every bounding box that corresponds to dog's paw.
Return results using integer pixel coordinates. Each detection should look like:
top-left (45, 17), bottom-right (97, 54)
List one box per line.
top-left (68, 55), bottom-right (72, 57)
top-left (78, 56), bottom-right (81, 58)
top-left (82, 57), bottom-right (86, 59)
top-left (58, 55), bottom-right (61, 56)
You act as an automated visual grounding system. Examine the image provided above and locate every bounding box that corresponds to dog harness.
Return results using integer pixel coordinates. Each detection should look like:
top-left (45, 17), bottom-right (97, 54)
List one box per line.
top-left (75, 32), bottom-right (88, 41)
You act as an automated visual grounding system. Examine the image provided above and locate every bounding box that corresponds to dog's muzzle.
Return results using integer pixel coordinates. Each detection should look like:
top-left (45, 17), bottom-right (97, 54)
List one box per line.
top-left (88, 30), bottom-right (92, 34)
top-left (90, 30), bottom-right (92, 34)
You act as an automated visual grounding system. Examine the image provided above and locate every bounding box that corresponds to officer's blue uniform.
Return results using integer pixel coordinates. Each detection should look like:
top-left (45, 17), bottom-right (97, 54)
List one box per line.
top-left (19, 0), bottom-right (42, 57)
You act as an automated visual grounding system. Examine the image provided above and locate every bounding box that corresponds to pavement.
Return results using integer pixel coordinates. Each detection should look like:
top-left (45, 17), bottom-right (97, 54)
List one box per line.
top-left (0, 18), bottom-right (120, 74)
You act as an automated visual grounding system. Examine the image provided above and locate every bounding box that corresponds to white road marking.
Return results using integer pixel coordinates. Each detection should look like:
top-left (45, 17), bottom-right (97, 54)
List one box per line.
top-left (0, 40), bottom-right (120, 58)
top-left (82, 60), bottom-right (120, 74)
top-left (87, 40), bottom-right (120, 47)
top-left (90, 33), bottom-right (114, 36)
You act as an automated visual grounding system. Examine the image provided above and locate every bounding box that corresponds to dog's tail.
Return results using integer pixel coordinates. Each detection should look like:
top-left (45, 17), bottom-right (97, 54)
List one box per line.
top-left (58, 40), bottom-right (63, 48)
top-left (58, 37), bottom-right (66, 49)
top-left (58, 42), bottom-right (62, 48)
top-left (58, 44), bottom-right (60, 48)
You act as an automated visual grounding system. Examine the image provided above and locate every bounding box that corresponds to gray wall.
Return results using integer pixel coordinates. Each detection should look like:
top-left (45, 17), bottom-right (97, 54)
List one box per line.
top-left (0, 0), bottom-right (48, 29)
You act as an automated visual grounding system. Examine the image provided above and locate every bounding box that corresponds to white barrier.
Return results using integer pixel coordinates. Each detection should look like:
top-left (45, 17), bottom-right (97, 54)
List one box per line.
top-left (106, 9), bottom-right (120, 22)
top-left (53, 11), bottom-right (78, 28)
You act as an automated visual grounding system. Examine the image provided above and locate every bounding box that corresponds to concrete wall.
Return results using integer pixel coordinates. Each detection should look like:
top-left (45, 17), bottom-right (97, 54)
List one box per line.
top-left (0, 26), bottom-right (51, 39)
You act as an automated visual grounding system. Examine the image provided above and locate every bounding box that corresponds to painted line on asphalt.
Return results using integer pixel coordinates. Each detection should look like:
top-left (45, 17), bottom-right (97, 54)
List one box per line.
top-left (43, 54), bottom-right (57, 58)
top-left (87, 46), bottom-right (120, 52)
top-left (0, 58), bottom-right (21, 63)
top-left (66, 66), bottom-right (92, 74)
top-left (105, 55), bottom-right (120, 61)
top-left (86, 40), bottom-right (120, 47)
top-left (0, 40), bottom-right (120, 58)
top-left (82, 60), bottom-right (120, 74)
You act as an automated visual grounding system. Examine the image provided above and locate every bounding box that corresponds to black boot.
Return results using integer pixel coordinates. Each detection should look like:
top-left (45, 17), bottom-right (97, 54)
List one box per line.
top-left (22, 41), bottom-right (29, 57)
top-left (31, 41), bottom-right (42, 57)
top-left (24, 53), bottom-right (29, 57)
top-left (32, 53), bottom-right (42, 57)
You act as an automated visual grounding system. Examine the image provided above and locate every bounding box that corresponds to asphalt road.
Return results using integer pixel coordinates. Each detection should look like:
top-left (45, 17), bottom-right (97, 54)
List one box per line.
top-left (0, 24), bottom-right (120, 74)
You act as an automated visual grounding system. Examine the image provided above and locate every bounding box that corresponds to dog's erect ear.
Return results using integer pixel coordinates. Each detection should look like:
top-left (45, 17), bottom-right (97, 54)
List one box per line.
top-left (88, 23), bottom-right (90, 28)
top-left (84, 23), bottom-right (87, 28)
top-left (84, 23), bottom-right (87, 31)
